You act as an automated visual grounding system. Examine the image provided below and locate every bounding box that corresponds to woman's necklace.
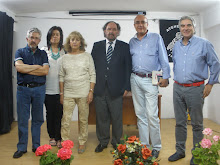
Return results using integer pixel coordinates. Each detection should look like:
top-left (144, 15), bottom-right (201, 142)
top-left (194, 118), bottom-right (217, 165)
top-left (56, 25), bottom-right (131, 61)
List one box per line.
top-left (51, 47), bottom-right (60, 60)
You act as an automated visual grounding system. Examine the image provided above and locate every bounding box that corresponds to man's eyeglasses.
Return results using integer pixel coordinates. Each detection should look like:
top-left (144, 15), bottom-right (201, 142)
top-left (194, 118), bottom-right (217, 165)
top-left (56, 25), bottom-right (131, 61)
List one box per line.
top-left (135, 21), bottom-right (147, 25)
top-left (29, 36), bottom-right (40, 40)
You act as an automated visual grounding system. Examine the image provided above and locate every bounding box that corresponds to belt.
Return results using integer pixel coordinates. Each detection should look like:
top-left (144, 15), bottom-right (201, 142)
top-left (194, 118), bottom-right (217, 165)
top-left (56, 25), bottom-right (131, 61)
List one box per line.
top-left (18, 83), bottom-right (45, 88)
top-left (133, 72), bottom-right (152, 78)
top-left (174, 81), bottom-right (204, 87)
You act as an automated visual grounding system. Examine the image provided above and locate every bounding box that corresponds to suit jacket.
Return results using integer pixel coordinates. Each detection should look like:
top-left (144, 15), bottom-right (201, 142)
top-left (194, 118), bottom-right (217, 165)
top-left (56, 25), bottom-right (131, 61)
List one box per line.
top-left (91, 39), bottom-right (132, 97)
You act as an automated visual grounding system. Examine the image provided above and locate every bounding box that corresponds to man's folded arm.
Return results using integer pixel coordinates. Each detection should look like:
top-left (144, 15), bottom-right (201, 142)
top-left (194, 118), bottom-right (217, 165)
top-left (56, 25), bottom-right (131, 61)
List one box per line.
top-left (15, 60), bottom-right (41, 74)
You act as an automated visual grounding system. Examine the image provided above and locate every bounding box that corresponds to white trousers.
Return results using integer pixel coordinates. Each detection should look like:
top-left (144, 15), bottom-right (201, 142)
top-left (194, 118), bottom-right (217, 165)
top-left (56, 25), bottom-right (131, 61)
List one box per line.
top-left (130, 73), bottom-right (161, 151)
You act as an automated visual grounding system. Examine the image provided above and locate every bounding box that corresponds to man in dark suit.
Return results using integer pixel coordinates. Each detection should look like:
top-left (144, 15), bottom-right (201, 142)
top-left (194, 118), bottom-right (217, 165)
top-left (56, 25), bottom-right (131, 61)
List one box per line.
top-left (91, 21), bottom-right (132, 153)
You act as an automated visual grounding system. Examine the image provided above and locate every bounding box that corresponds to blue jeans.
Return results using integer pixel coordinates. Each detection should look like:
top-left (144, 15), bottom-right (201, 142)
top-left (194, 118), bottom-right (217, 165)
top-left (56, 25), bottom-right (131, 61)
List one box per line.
top-left (130, 73), bottom-right (161, 151)
top-left (16, 85), bottom-right (45, 151)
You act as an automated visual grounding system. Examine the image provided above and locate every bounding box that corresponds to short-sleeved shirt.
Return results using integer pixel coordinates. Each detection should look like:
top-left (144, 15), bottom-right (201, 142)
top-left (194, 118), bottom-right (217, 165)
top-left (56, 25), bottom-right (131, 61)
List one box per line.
top-left (14, 45), bottom-right (49, 84)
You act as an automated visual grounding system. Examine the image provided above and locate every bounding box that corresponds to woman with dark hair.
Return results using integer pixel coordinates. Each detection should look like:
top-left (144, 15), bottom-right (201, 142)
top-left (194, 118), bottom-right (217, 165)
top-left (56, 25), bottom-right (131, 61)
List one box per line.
top-left (41, 26), bottom-right (65, 148)
top-left (59, 31), bottom-right (96, 153)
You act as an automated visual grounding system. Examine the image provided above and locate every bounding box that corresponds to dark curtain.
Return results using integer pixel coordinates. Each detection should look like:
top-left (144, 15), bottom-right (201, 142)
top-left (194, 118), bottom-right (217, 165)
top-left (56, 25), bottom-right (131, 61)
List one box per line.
top-left (0, 12), bottom-right (14, 134)
top-left (159, 20), bottom-right (181, 62)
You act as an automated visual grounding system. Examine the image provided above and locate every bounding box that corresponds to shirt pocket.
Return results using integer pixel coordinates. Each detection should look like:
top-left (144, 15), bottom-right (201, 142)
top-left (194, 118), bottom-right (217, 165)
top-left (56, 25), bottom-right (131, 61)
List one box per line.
top-left (191, 50), bottom-right (206, 65)
top-left (143, 44), bottom-right (157, 56)
top-left (192, 51), bottom-right (205, 59)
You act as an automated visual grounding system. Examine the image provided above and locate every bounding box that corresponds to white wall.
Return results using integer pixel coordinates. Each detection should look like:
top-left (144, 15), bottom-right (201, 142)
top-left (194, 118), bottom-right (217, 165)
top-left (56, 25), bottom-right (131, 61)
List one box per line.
top-left (11, 11), bottom-right (202, 121)
top-left (0, 3), bottom-right (15, 19)
top-left (201, 2), bottom-right (220, 124)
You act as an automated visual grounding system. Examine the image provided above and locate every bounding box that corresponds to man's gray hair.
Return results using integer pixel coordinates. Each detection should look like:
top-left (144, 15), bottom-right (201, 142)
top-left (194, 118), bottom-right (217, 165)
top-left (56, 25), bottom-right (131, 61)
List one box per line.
top-left (179, 16), bottom-right (196, 28)
top-left (26, 27), bottom-right (42, 39)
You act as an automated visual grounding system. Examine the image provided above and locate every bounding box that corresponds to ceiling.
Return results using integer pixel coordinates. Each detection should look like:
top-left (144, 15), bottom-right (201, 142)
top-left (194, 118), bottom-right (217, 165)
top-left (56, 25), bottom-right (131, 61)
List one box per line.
top-left (1, 0), bottom-right (219, 15)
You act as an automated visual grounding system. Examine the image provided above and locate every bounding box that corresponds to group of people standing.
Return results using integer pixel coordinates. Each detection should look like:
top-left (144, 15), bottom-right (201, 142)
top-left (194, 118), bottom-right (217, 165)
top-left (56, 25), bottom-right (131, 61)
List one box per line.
top-left (13, 14), bottom-right (219, 165)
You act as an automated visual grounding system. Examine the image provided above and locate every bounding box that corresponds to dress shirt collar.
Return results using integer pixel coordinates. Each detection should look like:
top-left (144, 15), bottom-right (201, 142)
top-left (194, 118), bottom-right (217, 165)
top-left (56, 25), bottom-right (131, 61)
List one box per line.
top-left (105, 39), bottom-right (116, 45)
top-left (180, 35), bottom-right (195, 46)
top-left (105, 39), bottom-right (116, 52)
top-left (134, 31), bottom-right (148, 39)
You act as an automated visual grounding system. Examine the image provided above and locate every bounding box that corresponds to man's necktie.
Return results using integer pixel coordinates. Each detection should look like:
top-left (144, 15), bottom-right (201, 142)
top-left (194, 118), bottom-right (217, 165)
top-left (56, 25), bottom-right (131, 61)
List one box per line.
top-left (106, 42), bottom-right (113, 63)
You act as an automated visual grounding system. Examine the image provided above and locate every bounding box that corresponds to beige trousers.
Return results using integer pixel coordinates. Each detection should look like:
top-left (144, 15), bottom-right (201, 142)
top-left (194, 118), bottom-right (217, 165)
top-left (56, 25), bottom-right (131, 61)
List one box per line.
top-left (61, 97), bottom-right (89, 145)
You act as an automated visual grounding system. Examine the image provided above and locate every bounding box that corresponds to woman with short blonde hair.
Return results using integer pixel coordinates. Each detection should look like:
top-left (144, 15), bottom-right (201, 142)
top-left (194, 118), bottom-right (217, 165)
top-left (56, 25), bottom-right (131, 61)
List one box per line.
top-left (64, 31), bottom-right (87, 52)
top-left (59, 31), bottom-right (96, 154)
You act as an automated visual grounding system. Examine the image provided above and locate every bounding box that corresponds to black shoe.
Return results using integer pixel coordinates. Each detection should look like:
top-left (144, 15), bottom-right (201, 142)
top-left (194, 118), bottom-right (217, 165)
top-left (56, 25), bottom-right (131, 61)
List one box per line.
top-left (95, 144), bottom-right (107, 153)
top-left (13, 150), bottom-right (27, 158)
top-left (32, 148), bottom-right (37, 153)
top-left (152, 149), bottom-right (160, 158)
top-left (168, 152), bottom-right (185, 162)
top-left (190, 156), bottom-right (197, 165)
top-left (112, 144), bottom-right (117, 150)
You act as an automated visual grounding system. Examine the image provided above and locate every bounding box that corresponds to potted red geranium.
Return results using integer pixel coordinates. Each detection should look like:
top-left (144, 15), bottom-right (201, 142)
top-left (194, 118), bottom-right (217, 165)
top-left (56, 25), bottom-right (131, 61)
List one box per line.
top-left (35, 140), bottom-right (74, 165)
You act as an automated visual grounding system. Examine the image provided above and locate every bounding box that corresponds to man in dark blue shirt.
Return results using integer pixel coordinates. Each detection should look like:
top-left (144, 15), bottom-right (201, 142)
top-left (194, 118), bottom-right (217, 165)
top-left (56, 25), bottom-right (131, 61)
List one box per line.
top-left (13, 27), bottom-right (49, 158)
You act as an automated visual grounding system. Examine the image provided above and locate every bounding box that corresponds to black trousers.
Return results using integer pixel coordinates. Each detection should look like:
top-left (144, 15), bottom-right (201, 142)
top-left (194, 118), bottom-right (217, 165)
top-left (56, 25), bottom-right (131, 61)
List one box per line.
top-left (44, 94), bottom-right (63, 141)
top-left (94, 84), bottom-right (123, 146)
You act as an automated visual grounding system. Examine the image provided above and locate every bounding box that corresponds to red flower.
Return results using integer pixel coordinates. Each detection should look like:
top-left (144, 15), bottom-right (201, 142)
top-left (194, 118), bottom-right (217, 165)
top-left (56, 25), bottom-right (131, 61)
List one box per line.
top-left (35, 144), bottom-right (52, 156)
top-left (43, 144), bottom-right (52, 151)
top-left (117, 144), bottom-right (126, 153)
top-left (57, 148), bottom-right (72, 160)
top-left (153, 162), bottom-right (158, 165)
top-left (114, 159), bottom-right (123, 165)
top-left (139, 162), bottom-right (144, 165)
top-left (126, 136), bottom-right (138, 143)
top-left (61, 140), bottom-right (74, 149)
top-left (141, 147), bottom-right (152, 159)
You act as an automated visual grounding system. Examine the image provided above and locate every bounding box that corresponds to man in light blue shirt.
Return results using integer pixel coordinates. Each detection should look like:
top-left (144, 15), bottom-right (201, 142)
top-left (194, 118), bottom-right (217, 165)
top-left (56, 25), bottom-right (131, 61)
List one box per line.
top-left (168, 16), bottom-right (220, 165)
top-left (129, 14), bottom-right (170, 159)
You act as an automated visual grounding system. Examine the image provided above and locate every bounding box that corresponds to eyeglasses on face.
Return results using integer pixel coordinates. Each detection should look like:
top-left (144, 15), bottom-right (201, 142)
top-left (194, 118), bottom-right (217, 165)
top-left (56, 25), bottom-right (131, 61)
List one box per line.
top-left (135, 21), bottom-right (147, 25)
top-left (29, 36), bottom-right (40, 40)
